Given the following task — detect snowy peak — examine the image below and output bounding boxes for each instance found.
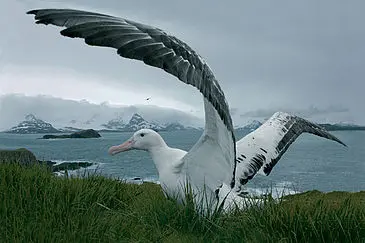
[101,113,196,132]
[164,123,186,131]
[244,120,263,131]
[101,113,162,132]
[102,116,125,130]
[129,113,145,125]
[236,120,263,132]
[6,114,61,134]
[25,114,38,122]
[124,113,163,131]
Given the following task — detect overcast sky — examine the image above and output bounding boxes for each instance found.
[1,0,364,124]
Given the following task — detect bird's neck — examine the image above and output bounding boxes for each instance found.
[148,145,185,176]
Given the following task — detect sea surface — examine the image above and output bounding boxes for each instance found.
[0,130,364,194]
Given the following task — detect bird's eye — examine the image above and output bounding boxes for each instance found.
[140,133,145,137]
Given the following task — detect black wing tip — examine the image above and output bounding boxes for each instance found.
[287,113,348,148]
[338,140,348,147]
[316,125,348,147]
[26,8,72,17]
[26,10,37,15]
[27,10,46,25]
[27,10,45,24]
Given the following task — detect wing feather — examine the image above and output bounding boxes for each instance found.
[28,9,233,131]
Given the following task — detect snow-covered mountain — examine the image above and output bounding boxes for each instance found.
[0,94,203,131]
[235,120,263,132]
[101,113,199,132]
[164,123,187,131]
[102,113,164,132]
[101,116,125,130]
[3,94,360,133]
[244,120,263,131]
[4,113,197,134]
[125,113,163,131]
[5,114,61,134]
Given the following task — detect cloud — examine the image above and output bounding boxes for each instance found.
[241,105,350,119]
[0,64,198,112]
[1,0,364,125]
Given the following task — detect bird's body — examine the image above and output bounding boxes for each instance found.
[148,144,187,201]
[27,9,347,212]
[109,115,346,211]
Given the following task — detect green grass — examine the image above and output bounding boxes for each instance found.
[0,163,364,242]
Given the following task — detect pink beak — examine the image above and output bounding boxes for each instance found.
[108,139,134,155]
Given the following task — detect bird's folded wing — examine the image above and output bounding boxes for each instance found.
[181,99,236,195]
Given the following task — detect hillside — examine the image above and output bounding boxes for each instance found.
[0,163,364,242]
[5,114,61,134]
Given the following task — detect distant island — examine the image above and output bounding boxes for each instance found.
[41,129,101,139]
[318,123,365,131]
[234,120,365,133]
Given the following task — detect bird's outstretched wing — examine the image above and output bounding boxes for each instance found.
[28,9,237,194]
[234,112,346,191]
[27,9,233,131]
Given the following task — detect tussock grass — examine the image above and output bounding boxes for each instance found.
[0,163,364,242]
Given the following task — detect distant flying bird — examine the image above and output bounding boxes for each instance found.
[28,9,347,213]
[146,97,151,101]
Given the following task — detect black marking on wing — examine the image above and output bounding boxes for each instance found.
[236,154,248,164]
[237,153,266,187]
[250,154,266,172]
[215,188,220,200]
[260,148,267,153]
[239,178,248,186]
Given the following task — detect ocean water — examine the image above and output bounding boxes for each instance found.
[0,130,364,194]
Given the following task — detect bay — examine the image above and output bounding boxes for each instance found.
[0,130,364,193]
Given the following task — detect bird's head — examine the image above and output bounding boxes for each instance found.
[108,129,166,155]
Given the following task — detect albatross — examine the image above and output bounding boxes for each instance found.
[28,9,346,212]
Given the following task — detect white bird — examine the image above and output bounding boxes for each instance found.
[28,9,346,212]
